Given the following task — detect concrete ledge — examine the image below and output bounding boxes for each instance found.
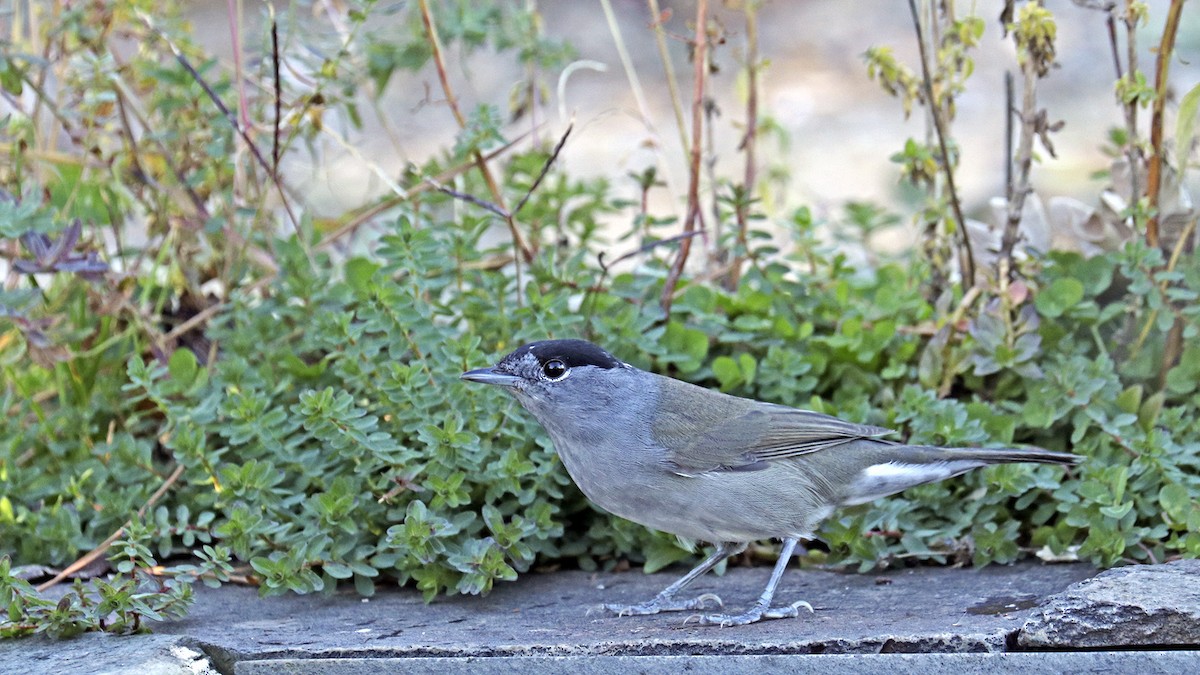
[155,562,1095,666]
[234,652,1200,675]
[6,561,1198,674]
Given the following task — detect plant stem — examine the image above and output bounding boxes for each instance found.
[1121,1,1142,221]
[416,0,534,265]
[907,0,976,284]
[646,0,691,158]
[599,0,652,129]
[730,1,760,290]
[37,464,187,592]
[1145,0,1185,251]
[660,0,709,314]
[1001,53,1039,274]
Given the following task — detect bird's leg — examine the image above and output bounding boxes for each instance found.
[691,537,814,626]
[604,541,745,616]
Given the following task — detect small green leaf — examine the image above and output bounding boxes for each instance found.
[1175,81,1200,167]
[322,561,354,579]
[345,257,380,294]
[1159,484,1191,524]
[738,354,757,386]
[1139,391,1165,431]
[641,538,691,574]
[712,356,740,390]
[1035,278,1084,318]
[1115,385,1143,415]
[1099,502,1133,520]
[167,348,198,386]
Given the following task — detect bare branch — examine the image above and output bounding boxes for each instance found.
[907,0,976,283]
[660,0,710,314]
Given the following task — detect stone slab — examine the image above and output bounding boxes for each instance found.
[147,561,1094,671]
[1020,558,1200,648]
[0,632,217,675]
[0,561,1108,674]
[234,651,1200,675]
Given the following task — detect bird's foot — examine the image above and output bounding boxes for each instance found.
[686,599,814,627]
[604,592,723,616]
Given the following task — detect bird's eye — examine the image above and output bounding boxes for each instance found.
[542,359,568,380]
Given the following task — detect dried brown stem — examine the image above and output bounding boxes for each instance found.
[226,0,250,131]
[1005,72,1014,200]
[660,0,709,314]
[937,284,983,398]
[729,2,760,290]
[313,134,532,252]
[416,0,534,264]
[907,0,976,284]
[1001,56,1039,272]
[139,14,312,270]
[646,0,691,158]
[37,464,187,592]
[1121,2,1142,215]
[1145,0,1185,250]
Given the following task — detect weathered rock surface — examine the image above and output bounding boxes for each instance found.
[1019,558,1200,648]
[143,562,1093,670]
[10,560,1199,674]
[0,632,217,675]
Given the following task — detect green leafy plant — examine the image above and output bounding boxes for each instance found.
[2,0,1199,639]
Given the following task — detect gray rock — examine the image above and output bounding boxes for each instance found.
[231,652,1200,675]
[0,562,1117,673]
[148,561,1092,667]
[1019,558,1200,648]
[0,633,217,675]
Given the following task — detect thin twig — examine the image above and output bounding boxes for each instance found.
[514,123,573,216]
[1145,0,1185,250]
[428,179,510,219]
[660,0,709,314]
[730,2,760,289]
[138,12,314,270]
[599,0,682,209]
[937,284,983,398]
[163,302,225,343]
[598,230,705,273]
[907,0,975,284]
[599,0,653,129]
[103,53,211,229]
[1127,216,1196,360]
[646,0,691,157]
[1121,1,1142,217]
[313,135,532,252]
[226,0,250,131]
[37,464,187,592]
[1004,71,1014,202]
[271,11,282,174]
[416,0,534,264]
[1001,56,1039,273]
[1104,12,1123,80]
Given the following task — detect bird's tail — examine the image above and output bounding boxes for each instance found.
[942,446,1079,466]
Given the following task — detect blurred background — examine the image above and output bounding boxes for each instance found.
[182,0,1200,253]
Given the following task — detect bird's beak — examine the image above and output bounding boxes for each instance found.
[460,367,522,388]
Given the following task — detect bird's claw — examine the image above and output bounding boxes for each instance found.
[604,592,723,616]
[687,599,814,626]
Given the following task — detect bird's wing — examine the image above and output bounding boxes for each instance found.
[654,400,895,477]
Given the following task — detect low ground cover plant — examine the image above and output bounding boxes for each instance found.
[1,0,1197,637]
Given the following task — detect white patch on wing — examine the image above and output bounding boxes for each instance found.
[841,461,982,506]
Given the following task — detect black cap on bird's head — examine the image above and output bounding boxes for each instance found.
[460,339,624,390]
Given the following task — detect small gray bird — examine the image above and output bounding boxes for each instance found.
[461,339,1078,626]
